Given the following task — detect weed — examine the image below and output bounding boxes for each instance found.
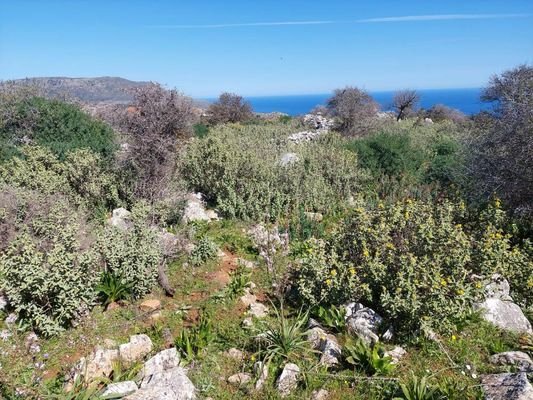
[343,339,395,376]
[96,272,133,306]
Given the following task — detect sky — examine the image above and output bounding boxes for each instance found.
[0,0,532,97]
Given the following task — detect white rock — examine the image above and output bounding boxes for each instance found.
[279,152,300,167]
[475,298,532,334]
[490,351,533,372]
[240,292,257,307]
[227,372,252,386]
[73,347,120,383]
[276,363,300,397]
[126,367,196,400]
[108,207,133,231]
[344,303,384,344]
[242,317,254,327]
[225,348,244,361]
[119,334,153,367]
[254,361,268,391]
[304,212,323,222]
[138,348,181,382]
[385,346,407,364]
[102,381,138,397]
[311,389,330,400]
[249,303,268,319]
[182,193,218,224]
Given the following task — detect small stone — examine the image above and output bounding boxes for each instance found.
[249,303,268,319]
[102,381,138,397]
[242,317,253,327]
[481,372,533,400]
[227,373,252,386]
[237,258,256,269]
[490,351,533,372]
[385,346,407,364]
[311,389,330,400]
[140,299,162,313]
[276,363,300,397]
[119,335,153,367]
[320,335,341,367]
[106,302,120,311]
[240,292,257,307]
[225,348,244,361]
[149,311,163,324]
[344,302,384,344]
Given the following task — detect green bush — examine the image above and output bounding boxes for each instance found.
[96,203,161,299]
[0,96,116,160]
[343,338,395,376]
[189,236,219,266]
[181,123,365,221]
[0,194,98,336]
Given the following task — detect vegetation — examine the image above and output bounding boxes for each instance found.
[207,92,254,124]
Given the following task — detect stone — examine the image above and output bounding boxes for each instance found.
[138,348,181,383]
[304,212,323,222]
[225,348,244,361]
[182,193,218,224]
[237,258,256,269]
[385,346,407,364]
[242,317,253,327]
[249,303,268,319]
[276,363,300,397]
[227,373,252,386]
[106,301,120,311]
[475,298,532,334]
[126,367,196,400]
[311,389,330,400]
[308,327,328,350]
[254,361,268,391]
[481,372,533,400]
[119,334,153,367]
[490,351,533,372]
[139,299,161,313]
[74,347,119,383]
[102,381,138,397]
[344,302,384,344]
[240,292,257,307]
[302,113,334,131]
[288,130,326,144]
[485,274,513,301]
[149,311,163,324]
[320,335,341,367]
[279,152,300,167]
[424,117,434,124]
[108,207,133,231]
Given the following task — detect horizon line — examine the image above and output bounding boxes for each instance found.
[149,13,530,29]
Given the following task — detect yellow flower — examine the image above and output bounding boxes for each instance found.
[455,224,462,229]
[349,268,356,276]
[325,279,332,286]
[404,211,410,219]
[378,202,384,209]
[406,198,413,204]
[494,198,501,208]
[440,279,447,286]
[475,282,482,289]
[459,202,466,210]
[251,355,256,361]
[456,289,465,295]
[386,242,395,250]
[330,269,337,277]
[362,249,370,258]
[451,335,457,341]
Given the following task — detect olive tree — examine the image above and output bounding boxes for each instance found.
[326,87,379,136]
[207,92,253,124]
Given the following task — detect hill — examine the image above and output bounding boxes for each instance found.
[4,76,151,103]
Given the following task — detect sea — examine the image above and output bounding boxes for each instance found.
[235,88,490,116]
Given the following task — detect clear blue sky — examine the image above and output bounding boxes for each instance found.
[1,0,532,96]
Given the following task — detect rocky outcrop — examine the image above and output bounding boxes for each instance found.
[481,372,533,400]
[102,381,138,397]
[227,372,252,386]
[119,334,153,367]
[108,207,133,231]
[490,351,533,372]
[307,325,341,367]
[303,114,334,131]
[181,193,219,224]
[344,302,386,344]
[475,275,532,334]
[126,367,196,400]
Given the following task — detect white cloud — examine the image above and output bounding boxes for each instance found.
[357,13,530,23]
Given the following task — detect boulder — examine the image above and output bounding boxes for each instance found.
[227,373,252,386]
[475,298,532,334]
[102,381,138,397]
[126,367,196,400]
[344,303,384,344]
[182,193,218,224]
[138,348,181,383]
[490,351,533,372]
[276,363,300,397]
[108,207,133,231]
[481,372,533,400]
[119,334,153,367]
[74,347,119,383]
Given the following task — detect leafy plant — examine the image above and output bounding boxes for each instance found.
[225,265,251,300]
[175,311,215,360]
[255,304,312,365]
[312,305,346,333]
[394,374,437,400]
[343,338,395,376]
[189,236,218,266]
[96,272,133,306]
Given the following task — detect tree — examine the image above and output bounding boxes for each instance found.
[118,83,196,202]
[425,104,466,123]
[326,87,379,136]
[207,92,253,124]
[393,90,420,121]
[470,64,533,215]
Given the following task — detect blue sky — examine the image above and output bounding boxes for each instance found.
[1,0,532,96]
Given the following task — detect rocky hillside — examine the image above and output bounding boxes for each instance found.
[4,76,151,103]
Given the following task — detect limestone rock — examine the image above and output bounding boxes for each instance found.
[139,299,161,313]
[475,298,532,334]
[320,335,341,367]
[227,372,252,386]
[138,348,181,383]
[225,348,244,361]
[481,372,533,400]
[74,347,119,383]
[242,317,253,327]
[126,367,196,400]
[102,381,138,397]
[119,334,153,367]
[344,302,384,344]
[485,274,513,301]
[279,152,300,167]
[249,303,268,319]
[311,389,330,400]
[304,212,323,222]
[490,351,533,372]
[276,363,300,397]
[182,193,218,224]
[385,346,407,364]
[108,208,132,231]
[240,291,257,307]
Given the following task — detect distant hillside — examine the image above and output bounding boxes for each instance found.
[4,76,151,103]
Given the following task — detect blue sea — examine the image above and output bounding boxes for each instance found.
[237,88,489,116]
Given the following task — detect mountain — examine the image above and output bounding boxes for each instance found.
[5,76,151,103]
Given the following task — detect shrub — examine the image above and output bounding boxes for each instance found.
[311,304,346,333]
[0,95,116,160]
[96,203,162,299]
[0,194,98,336]
[175,310,215,360]
[181,123,365,221]
[207,92,254,124]
[189,236,218,266]
[343,338,395,376]
[96,271,133,306]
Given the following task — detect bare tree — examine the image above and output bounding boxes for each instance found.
[326,86,379,136]
[470,64,533,215]
[207,92,253,124]
[118,83,196,202]
[393,90,420,121]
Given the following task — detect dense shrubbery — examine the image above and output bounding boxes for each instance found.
[0,95,116,161]
[182,123,366,220]
[294,198,532,335]
[96,203,162,299]
[0,191,98,336]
